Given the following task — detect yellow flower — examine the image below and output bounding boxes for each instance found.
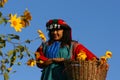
[77,50,87,60]
[39,60,44,64]
[27,59,36,67]
[91,57,98,62]
[0,0,8,3]
[105,51,112,59]
[24,9,32,21]
[37,29,46,42]
[0,0,8,7]
[21,9,32,27]
[100,56,107,64]
[9,14,23,32]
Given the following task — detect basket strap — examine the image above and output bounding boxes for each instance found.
[71,41,79,59]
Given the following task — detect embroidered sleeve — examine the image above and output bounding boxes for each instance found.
[35,46,48,61]
[35,43,48,68]
[74,43,98,60]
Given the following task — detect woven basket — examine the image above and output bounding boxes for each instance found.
[64,60,108,80]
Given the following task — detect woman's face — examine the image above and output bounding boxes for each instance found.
[50,29,64,41]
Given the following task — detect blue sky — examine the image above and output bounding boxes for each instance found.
[0,0,120,80]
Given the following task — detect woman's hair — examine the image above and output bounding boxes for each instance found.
[46,19,72,47]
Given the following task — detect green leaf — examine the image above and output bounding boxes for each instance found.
[7,50,14,57]
[0,43,5,48]
[7,34,14,36]
[0,12,2,17]
[7,37,11,42]
[0,39,6,48]
[25,39,31,44]
[18,52,24,60]
[10,52,16,67]
[17,62,21,66]
[0,18,4,24]
[4,72,9,80]
[3,18,8,25]
[7,34,20,40]
[0,64,6,73]
[0,17,8,25]
[1,59,5,63]
[0,49,3,57]
[4,59,9,63]
[17,45,25,52]
[0,36,6,48]
[0,34,5,39]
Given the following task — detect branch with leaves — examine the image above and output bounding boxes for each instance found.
[0,1,44,80]
[0,34,35,80]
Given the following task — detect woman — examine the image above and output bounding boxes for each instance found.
[35,19,98,80]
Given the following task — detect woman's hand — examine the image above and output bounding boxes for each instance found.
[37,59,53,68]
[52,58,65,62]
[39,58,65,68]
[44,59,53,66]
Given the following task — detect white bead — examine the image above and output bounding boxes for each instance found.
[50,25,53,29]
[58,25,60,29]
[54,24,57,28]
